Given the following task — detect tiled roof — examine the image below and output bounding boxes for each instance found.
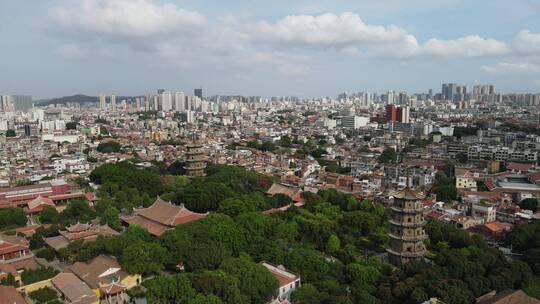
[27,195,55,213]
[507,163,532,172]
[266,183,303,202]
[392,187,425,200]
[123,198,208,236]
[426,210,444,219]
[476,290,540,304]
[261,262,299,287]
[0,241,28,255]
[0,286,27,304]
[52,273,99,304]
[67,255,127,290]
[483,222,506,233]
[99,282,126,295]
[122,214,169,237]
[527,172,540,182]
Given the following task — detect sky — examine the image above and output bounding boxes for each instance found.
[0,0,539,99]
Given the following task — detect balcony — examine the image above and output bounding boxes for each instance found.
[386,248,427,258]
[390,206,424,214]
[388,233,428,241]
[389,219,427,227]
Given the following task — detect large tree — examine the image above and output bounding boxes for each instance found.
[122,242,168,275]
[219,254,279,304]
[379,147,397,164]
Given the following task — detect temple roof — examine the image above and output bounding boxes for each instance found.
[392,187,425,200]
[27,195,54,211]
[0,241,28,256]
[134,197,208,227]
[123,197,208,236]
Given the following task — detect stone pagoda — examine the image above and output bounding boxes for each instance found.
[184,140,206,177]
[387,186,428,266]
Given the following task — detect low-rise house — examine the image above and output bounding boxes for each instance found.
[261,262,301,302]
[51,272,99,304]
[471,202,497,223]
[471,221,512,240]
[44,221,119,251]
[0,285,27,304]
[0,239,33,265]
[122,197,208,237]
[476,289,540,304]
[66,255,141,302]
[455,168,482,191]
[266,183,303,203]
[506,162,533,174]
[0,263,21,285]
[452,216,484,229]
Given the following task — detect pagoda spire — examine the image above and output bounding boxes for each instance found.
[386,181,427,266]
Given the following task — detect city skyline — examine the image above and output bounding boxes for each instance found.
[0,0,539,98]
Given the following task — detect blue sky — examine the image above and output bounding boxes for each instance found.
[0,0,539,99]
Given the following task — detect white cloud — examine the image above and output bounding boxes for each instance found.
[422,35,510,57]
[55,44,83,57]
[240,12,408,45]
[50,0,206,39]
[483,62,540,75]
[48,4,540,79]
[233,12,511,59]
[515,30,540,54]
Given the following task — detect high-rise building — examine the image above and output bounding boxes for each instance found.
[160,91,173,111]
[1,95,31,112]
[135,98,141,112]
[194,88,203,99]
[442,83,457,101]
[186,110,196,124]
[1,95,13,111]
[186,96,194,111]
[110,95,116,112]
[398,91,408,105]
[397,106,410,123]
[174,92,186,112]
[341,116,369,129]
[456,85,467,101]
[386,104,397,122]
[387,186,427,266]
[386,90,395,105]
[99,94,106,110]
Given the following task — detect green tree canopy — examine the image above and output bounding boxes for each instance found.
[96,140,121,153]
[379,147,397,164]
[5,129,16,137]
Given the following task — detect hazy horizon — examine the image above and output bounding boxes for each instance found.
[1,0,539,99]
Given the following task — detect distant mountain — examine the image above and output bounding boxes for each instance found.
[37,94,98,106]
[38,94,140,106]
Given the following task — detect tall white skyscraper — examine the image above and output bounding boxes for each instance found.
[152,95,159,110]
[186,110,196,124]
[160,92,173,111]
[99,94,106,110]
[186,96,194,111]
[174,92,185,112]
[135,98,141,112]
[110,95,116,112]
[387,90,395,105]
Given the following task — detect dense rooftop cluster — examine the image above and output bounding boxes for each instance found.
[0,88,539,303]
